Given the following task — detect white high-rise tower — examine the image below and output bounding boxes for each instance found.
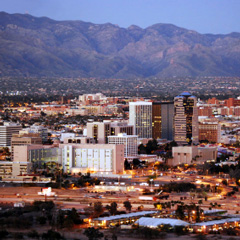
[129,102,152,139]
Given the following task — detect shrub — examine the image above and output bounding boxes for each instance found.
[27,230,39,239]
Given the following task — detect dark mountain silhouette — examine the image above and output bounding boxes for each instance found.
[0,11,240,78]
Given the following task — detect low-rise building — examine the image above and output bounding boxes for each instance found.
[108,133,138,158]
[13,145,60,171]
[0,161,31,178]
[199,121,221,143]
[11,133,42,161]
[169,146,217,166]
[60,143,124,174]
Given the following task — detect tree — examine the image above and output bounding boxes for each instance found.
[37,216,47,225]
[175,205,185,220]
[132,158,141,169]
[146,140,158,154]
[195,234,207,240]
[124,159,131,170]
[32,176,37,182]
[40,111,47,117]
[109,202,117,215]
[138,227,160,239]
[27,230,39,239]
[196,206,201,223]
[42,230,65,240]
[68,208,82,224]
[63,217,74,229]
[94,202,104,218]
[123,201,132,212]
[138,144,146,154]
[55,209,65,229]
[0,230,9,239]
[222,179,228,186]
[84,227,104,240]
[174,225,187,235]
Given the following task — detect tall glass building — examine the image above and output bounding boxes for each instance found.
[152,102,174,140]
[129,102,152,139]
[174,92,198,145]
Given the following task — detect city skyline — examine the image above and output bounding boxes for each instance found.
[1,0,240,237]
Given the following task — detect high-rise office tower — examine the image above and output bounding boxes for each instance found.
[152,102,174,140]
[129,102,152,139]
[152,102,161,139]
[174,92,198,145]
[0,122,22,147]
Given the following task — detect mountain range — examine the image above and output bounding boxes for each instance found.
[0,11,240,78]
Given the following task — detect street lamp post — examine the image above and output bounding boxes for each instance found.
[150,178,153,192]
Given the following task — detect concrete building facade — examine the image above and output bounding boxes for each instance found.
[64,136,95,144]
[109,122,134,136]
[0,161,31,178]
[60,144,124,174]
[108,133,138,158]
[87,121,134,144]
[170,146,217,166]
[87,122,111,143]
[0,122,22,147]
[199,122,221,143]
[129,102,152,139]
[11,133,42,161]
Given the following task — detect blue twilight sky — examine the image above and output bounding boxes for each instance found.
[0,0,239,34]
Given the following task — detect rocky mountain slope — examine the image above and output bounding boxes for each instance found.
[0,12,240,78]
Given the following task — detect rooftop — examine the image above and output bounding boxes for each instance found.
[136,217,189,227]
[95,211,157,221]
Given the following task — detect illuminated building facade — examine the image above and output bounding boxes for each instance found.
[129,102,152,139]
[152,102,174,140]
[199,122,221,143]
[174,92,198,145]
[60,144,124,174]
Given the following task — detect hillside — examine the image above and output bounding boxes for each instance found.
[0,12,240,78]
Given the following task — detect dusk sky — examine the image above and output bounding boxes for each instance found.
[0,0,239,34]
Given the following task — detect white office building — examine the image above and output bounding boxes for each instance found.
[60,144,124,174]
[0,122,22,147]
[129,102,152,138]
[108,133,138,158]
